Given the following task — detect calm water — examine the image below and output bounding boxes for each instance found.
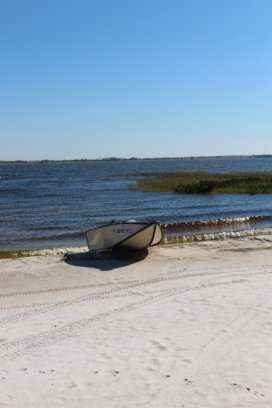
[1,157,272,252]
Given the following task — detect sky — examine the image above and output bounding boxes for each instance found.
[1,0,272,160]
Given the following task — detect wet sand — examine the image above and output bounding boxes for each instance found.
[1,236,272,407]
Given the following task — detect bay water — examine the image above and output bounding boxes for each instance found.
[1,157,272,253]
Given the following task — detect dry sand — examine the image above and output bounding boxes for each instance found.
[1,236,272,407]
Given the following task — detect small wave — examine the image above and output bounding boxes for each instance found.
[163,227,272,244]
[0,173,22,180]
[0,188,26,194]
[28,231,85,241]
[0,246,88,259]
[163,216,270,230]
[31,225,77,231]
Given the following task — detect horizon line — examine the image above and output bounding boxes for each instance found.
[1,154,272,163]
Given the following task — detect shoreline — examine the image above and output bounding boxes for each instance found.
[1,225,272,259]
[1,234,272,407]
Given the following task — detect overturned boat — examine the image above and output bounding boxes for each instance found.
[85,220,163,253]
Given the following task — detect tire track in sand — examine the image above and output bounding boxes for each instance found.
[0,267,270,327]
[0,279,246,363]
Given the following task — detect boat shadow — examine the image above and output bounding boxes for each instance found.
[64,247,148,271]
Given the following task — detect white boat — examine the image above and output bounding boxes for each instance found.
[85,220,163,252]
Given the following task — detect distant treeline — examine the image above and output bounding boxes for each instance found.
[1,155,272,164]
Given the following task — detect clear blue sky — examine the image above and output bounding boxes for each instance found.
[1,0,272,160]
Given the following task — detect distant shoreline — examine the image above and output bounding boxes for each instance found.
[1,154,272,164]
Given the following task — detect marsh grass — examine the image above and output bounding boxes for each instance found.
[131,172,272,194]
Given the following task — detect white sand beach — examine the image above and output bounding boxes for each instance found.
[1,236,272,407]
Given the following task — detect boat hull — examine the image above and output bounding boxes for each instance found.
[85,221,163,251]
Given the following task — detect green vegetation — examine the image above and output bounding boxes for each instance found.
[131,171,272,194]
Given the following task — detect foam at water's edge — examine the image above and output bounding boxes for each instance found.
[163,215,271,229]
[0,246,89,259]
[163,227,272,244]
